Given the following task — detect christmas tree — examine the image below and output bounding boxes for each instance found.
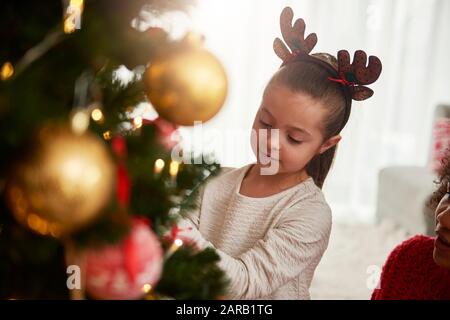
[0,0,229,299]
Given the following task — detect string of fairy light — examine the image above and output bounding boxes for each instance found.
[73,106,181,179]
[0,0,84,80]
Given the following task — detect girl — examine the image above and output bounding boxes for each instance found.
[372,153,450,300]
[176,7,382,299]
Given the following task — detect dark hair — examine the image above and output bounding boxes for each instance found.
[267,54,351,189]
[429,149,450,210]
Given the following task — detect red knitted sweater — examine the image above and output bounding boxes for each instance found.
[372,235,450,300]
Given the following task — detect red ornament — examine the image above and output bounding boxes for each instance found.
[84,218,163,300]
[117,164,130,207]
[112,136,127,159]
[111,136,131,207]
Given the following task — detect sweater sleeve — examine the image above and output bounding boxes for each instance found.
[371,235,431,300]
[183,167,233,228]
[178,196,332,299]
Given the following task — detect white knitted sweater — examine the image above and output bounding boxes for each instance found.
[179,163,332,300]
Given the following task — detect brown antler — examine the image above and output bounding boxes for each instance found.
[272,7,382,101]
[337,50,382,85]
[273,7,317,62]
[336,50,382,101]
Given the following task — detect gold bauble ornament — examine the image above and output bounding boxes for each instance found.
[6,125,115,238]
[143,41,228,126]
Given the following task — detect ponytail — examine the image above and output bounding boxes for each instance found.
[306,145,337,189]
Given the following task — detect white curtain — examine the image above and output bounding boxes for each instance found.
[174,0,450,223]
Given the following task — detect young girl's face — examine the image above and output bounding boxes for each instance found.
[251,81,340,175]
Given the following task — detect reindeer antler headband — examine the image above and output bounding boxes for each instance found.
[273,7,382,102]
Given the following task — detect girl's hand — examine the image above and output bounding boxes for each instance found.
[175,218,206,250]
